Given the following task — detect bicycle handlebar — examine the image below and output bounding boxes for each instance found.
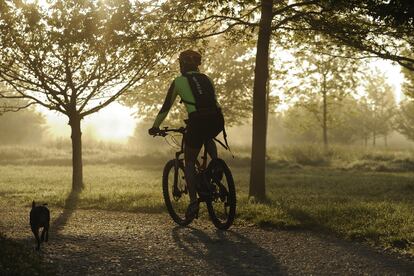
[153,127,186,137]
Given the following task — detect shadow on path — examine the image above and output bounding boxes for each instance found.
[172,226,284,275]
[284,207,414,270]
[51,190,80,234]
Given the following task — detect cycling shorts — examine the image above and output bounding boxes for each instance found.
[185,109,224,149]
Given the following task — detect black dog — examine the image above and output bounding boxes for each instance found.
[30,201,50,250]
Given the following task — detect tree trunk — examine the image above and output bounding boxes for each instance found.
[249,0,273,201]
[69,114,84,191]
[372,130,376,146]
[322,77,328,151]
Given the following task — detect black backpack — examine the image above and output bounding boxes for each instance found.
[183,72,218,111]
[183,72,233,156]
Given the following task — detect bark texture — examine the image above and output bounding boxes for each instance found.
[69,114,84,191]
[249,0,273,200]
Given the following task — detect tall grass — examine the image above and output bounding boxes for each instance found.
[0,144,174,167]
[272,144,414,171]
[2,143,414,172]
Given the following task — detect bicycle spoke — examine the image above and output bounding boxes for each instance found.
[163,160,193,226]
[206,159,236,230]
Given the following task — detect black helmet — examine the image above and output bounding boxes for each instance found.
[179,50,202,66]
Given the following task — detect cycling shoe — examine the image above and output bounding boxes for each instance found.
[185,201,200,220]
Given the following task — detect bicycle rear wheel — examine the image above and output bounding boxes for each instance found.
[206,159,236,230]
[162,159,194,226]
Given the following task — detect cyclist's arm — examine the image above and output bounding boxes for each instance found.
[153,81,178,128]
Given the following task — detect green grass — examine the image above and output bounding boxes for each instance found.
[0,163,413,255]
[0,165,165,213]
[239,168,414,254]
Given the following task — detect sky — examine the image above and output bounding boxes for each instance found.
[374,59,405,103]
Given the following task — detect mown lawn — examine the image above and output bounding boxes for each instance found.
[0,164,413,255]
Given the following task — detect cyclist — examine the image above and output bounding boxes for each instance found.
[148,49,224,219]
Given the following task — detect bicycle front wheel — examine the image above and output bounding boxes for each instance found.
[162,159,194,226]
[206,159,236,230]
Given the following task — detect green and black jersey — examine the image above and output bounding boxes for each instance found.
[152,71,219,128]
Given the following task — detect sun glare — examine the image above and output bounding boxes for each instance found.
[40,103,138,143]
[25,0,49,6]
[372,59,404,103]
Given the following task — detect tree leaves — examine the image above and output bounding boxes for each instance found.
[0,0,179,119]
[396,100,414,141]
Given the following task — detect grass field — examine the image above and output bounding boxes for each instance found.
[0,156,413,257]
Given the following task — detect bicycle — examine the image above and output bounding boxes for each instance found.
[153,126,236,230]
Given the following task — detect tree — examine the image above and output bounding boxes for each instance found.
[353,96,373,146]
[0,97,45,144]
[282,36,361,150]
[284,103,320,143]
[401,50,414,99]
[284,95,368,145]
[249,0,273,201]
[396,100,414,141]
[395,50,414,142]
[364,71,397,146]
[0,0,176,190]
[0,83,35,113]
[329,97,368,144]
[303,1,414,71]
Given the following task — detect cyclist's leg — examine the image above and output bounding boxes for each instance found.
[204,109,223,160]
[184,144,201,204]
[183,117,204,219]
[205,139,217,159]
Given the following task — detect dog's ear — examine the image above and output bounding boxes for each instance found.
[32,201,35,208]
[42,203,48,206]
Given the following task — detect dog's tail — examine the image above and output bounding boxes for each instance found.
[32,200,35,208]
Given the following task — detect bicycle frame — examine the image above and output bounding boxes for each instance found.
[175,131,208,172]
[158,127,210,202]
[158,126,236,229]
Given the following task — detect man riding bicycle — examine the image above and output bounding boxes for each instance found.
[148,50,224,220]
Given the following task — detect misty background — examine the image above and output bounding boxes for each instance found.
[1,56,411,150]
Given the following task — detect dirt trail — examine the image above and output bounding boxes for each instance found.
[1,205,414,275]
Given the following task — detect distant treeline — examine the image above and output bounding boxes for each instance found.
[1,105,413,151]
[0,107,45,144]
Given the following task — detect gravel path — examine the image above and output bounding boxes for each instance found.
[1,204,414,275]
